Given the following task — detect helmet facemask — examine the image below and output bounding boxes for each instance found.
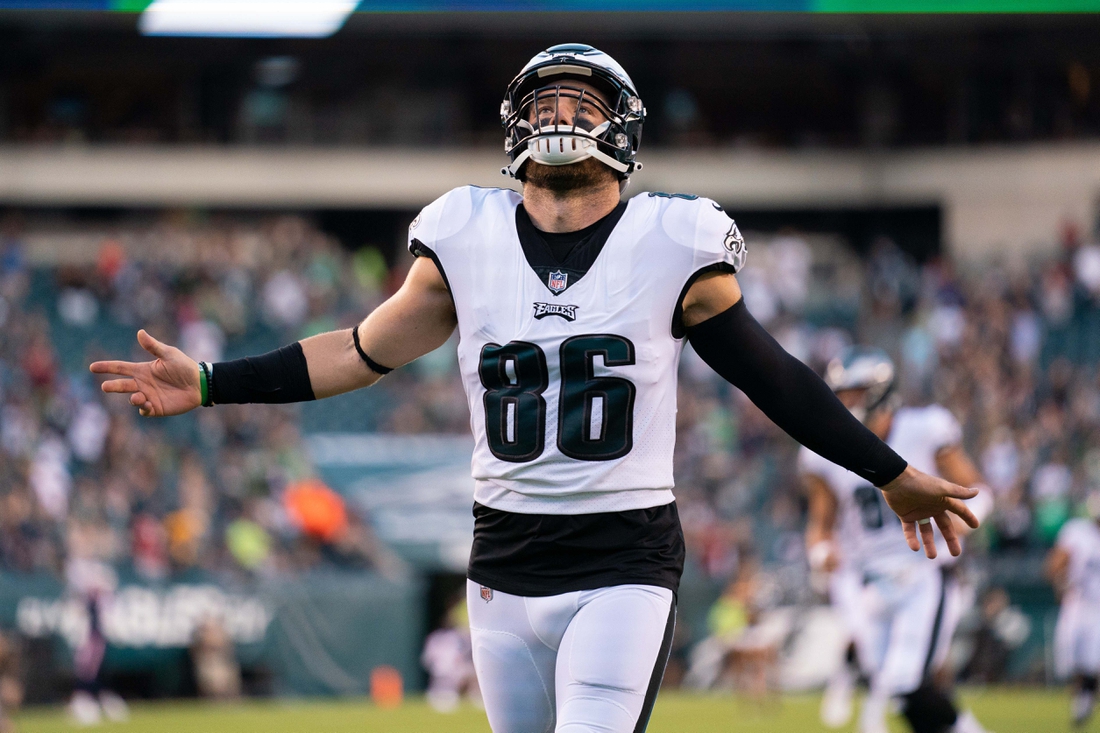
[519,84,614,164]
[504,81,636,180]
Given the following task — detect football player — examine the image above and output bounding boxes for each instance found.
[803,347,993,733]
[1047,492,1100,728]
[91,45,979,733]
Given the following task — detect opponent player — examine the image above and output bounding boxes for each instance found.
[91,45,979,733]
[802,347,993,733]
[1047,492,1100,728]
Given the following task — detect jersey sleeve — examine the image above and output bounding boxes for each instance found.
[406,186,474,259]
[691,198,747,274]
[657,195,747,275]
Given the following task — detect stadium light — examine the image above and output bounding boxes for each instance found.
[139,0,358,38]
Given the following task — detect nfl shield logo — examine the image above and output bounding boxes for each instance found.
[480,586,493,602]
[547,270,568,293]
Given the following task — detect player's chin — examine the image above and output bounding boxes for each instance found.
[523,158,618,194]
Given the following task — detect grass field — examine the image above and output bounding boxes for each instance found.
[11,689,1089,733]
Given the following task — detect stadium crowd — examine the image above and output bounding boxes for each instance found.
[0,209,1098,591]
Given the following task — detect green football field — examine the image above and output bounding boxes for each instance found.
[10,689,1091,733]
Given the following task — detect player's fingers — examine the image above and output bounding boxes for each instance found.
[89,360,135,376]
[945,497,980,529]
[136,329,169,358]
[139,401,153,417]
[100,378,139,394]
[919,519,937,559]
[902,520,921,552]
[128,392,147,407]
[934,512,962,557]
[939,481,978,501]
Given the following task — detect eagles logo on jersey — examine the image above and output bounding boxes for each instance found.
[723,222,745,255]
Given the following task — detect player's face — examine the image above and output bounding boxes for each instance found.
[526,80,610,134]
[835,388,868,411]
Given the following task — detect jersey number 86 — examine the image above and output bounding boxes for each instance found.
[479,335,636,463]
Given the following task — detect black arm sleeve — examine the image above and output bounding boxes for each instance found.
[686,299,907,486]
[211,342,315,405]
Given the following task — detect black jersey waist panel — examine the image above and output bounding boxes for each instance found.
[467,501,685,597]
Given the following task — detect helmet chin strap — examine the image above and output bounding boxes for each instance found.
[502,134,635,178]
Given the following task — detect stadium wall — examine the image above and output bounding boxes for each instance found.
[1,142,1098,259]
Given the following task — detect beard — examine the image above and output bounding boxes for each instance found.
[523,157,618,195]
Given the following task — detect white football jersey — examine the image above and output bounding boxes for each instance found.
[408,186,745,515]
[799,445,915,574]
[799,404,964,574]
[1056,518,1100,604]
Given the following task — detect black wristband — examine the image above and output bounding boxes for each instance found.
[686,299,907,486]
[351,326,393,375]
[211,342,315,405]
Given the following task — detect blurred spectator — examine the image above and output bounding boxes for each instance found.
[0,631,23,733]
[1032,451,1074,545]
[684,560,780,697]
[65,558,128,724]
[1074,239,1100,302]
[284,479,348,543]
[420,598,478,713]
[960,587,1032,683]
[191,618,242,700]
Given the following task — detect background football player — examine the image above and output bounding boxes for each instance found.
[1047,492,1100,728]
[90,45,979,733]
[803,347,994,733]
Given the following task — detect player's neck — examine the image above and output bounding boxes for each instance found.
[521,181,621,234]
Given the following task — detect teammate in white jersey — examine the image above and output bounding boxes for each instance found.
[803,347,993,733]
[1047,493,1100,728]
[91,44,979,733]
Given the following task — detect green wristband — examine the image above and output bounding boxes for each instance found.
[198,363,210,407]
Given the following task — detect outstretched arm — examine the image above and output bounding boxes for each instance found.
[304,256,456,398]
[681,271,978,559]
[91,256,456,416]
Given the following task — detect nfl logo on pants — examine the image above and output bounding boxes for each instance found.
[547,270,567,293]
[480,586,493,602]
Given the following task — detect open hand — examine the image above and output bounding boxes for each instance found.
[879,465,980,559]
[89,330,201,417]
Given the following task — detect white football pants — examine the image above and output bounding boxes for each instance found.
[466,580,676,733]
[859,565,958,697]
[1054,598,1100,679]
